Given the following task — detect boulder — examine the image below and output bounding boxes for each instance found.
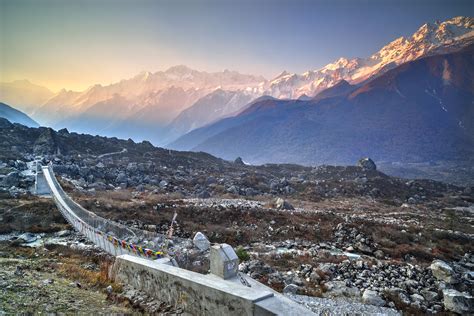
[193,232,210,251]
[275,197,294,210]
[226,185,239,195]
[115,172,127,184]
[410,293,425,303]
[362,289,386,307]
[442,289,474,314]
[358,157,377,171]
[234,157,245,165]
[317,263,336,277]
[14,160,27,171]
[355,242,373,254]
[33,128,59,155]
[430,260,457,284]
[1,171,20,187]
[283,284,299,294]
[374,250,385,259]
[17,232,38,244]
[324,281,361,299]
[56,230,71,237]
[309,271,321,283]
[421,289,439,302]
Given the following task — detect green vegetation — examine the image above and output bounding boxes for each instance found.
[236,246,250,262]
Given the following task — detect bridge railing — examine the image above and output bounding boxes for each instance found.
[42,165,183,260]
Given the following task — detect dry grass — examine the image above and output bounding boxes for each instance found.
[44,244,122,292]
[57,258,121,292]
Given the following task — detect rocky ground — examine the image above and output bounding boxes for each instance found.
[0,226,183,315]
[1,120,473,315]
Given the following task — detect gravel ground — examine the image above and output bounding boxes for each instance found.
[287,294,401,316]
[0,256,131,315]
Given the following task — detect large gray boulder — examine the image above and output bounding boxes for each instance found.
[430,260,457,284]
[442,289,474,314]
[362,289,386,307]
[358,158,377,171]
[193,232,210,251]
[283,284,299,294]
[275,197,294,210]
[115,172,128,184]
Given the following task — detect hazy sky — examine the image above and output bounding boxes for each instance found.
[1,0,473,91]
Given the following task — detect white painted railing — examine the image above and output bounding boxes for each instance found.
[42,165,166,259]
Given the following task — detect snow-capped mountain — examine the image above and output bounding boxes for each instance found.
[265,16,474,98]
[170,43,474,165]
[32,66,266,127]
[0,80,54,115]
[19,16,474,146]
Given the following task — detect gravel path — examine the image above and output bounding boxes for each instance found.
[287,294,401,316]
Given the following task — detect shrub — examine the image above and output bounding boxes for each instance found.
[236,246,250,262]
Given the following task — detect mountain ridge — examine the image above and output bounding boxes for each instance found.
[3,16,472,149]
[170,44,474,166]
[0,102,40,128]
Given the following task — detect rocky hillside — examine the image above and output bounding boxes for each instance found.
[0,103,39,128]
[1,117,468,202]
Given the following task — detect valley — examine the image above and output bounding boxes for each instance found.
[0,119,473,314]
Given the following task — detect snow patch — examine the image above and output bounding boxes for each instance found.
[425,89,448,112]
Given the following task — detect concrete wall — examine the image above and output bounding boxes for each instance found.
[112,255,274,316]
[112,255,316,316]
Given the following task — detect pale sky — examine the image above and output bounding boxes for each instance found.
[1,0,472,92]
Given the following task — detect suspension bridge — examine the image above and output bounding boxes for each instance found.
[37,163,314,315]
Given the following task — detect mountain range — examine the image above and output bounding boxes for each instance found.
[0,16,473,166]
[266,16,473,99]
[171,43,474,166]
[0,80,54,115]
